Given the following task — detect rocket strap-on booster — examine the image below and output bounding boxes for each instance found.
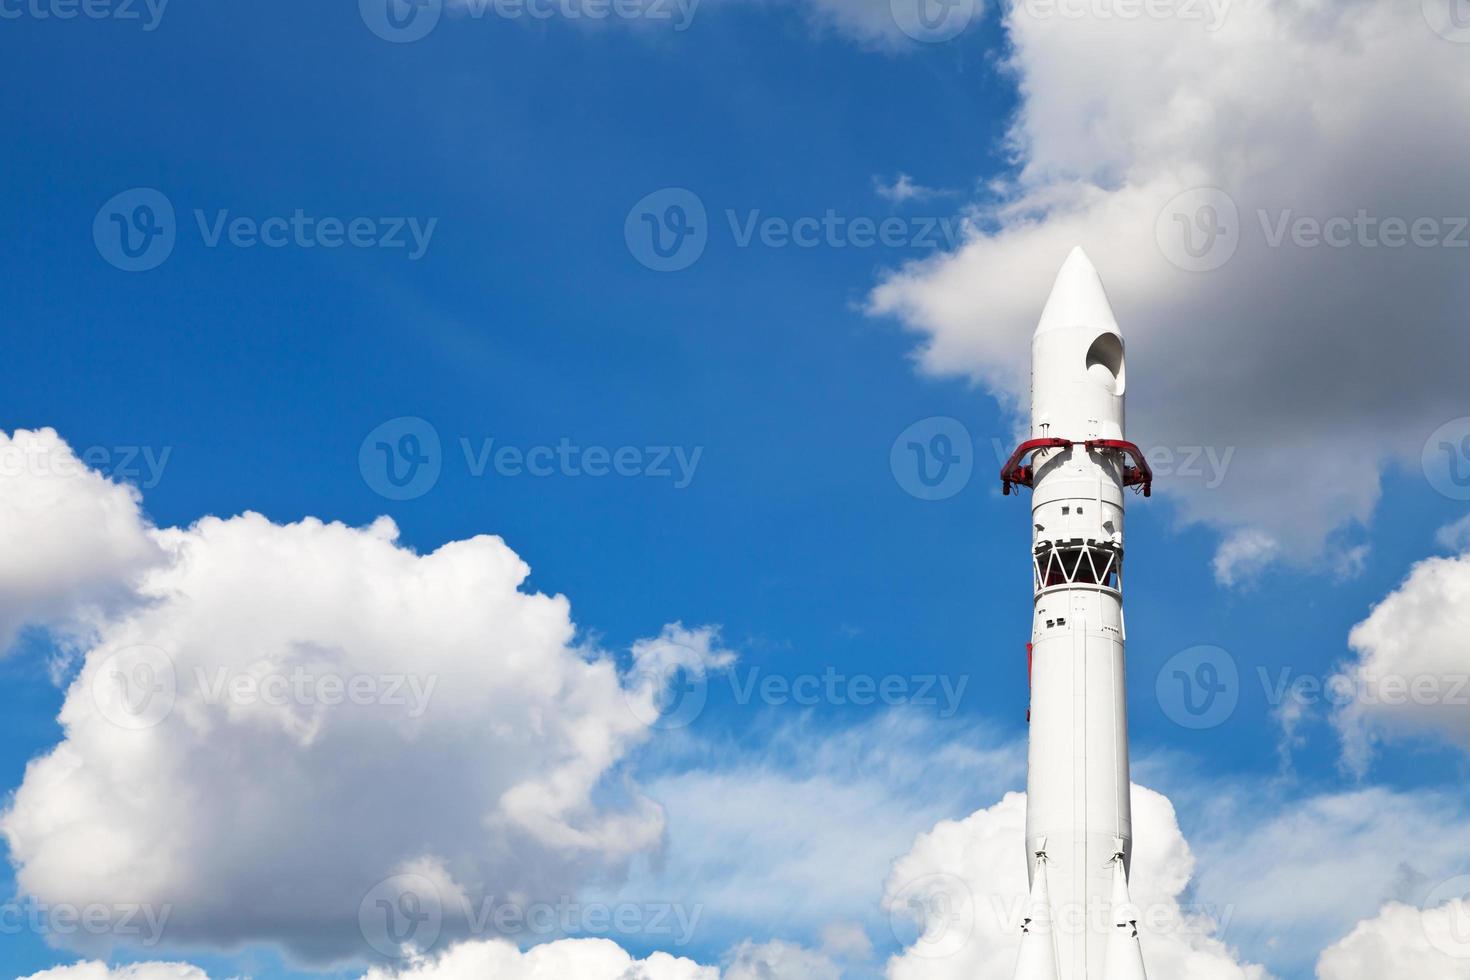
[1001,248,1152,980]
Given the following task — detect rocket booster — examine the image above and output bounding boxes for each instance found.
[1001,248,1152,980]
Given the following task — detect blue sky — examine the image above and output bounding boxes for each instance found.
[5,2,1470,980]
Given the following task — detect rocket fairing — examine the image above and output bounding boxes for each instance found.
[1001,248,1152,980]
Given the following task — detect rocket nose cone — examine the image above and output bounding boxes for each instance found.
[1035,247,1120,337]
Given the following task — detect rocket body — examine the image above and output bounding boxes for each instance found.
[1008,249,1146,980]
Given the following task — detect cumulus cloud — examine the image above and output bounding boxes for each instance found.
[867,0,1470,581]
[363,937,717,980]
[0,430,731,964]
[883,786,1266,979]
[723,939,842,980]
[1315,897,1470,980]
[0,428,162,653]
[29,935,844,980]
[1433,514,1470,553]
[1334,551,1470,773]
[1213,529,1280,589]
[874,174,953,204]
[621,712,1024,947]
[1177,783,1470,977]
[769,0,982,49]
[24,941,717,980]
[18,965,208,980]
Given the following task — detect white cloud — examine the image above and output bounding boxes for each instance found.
[24,936,842,980]
[363,937,717,980]
[724,939,842,980]
[1434,514,1470,553]
[18,965,208,980]
[776,0,981,49]
[882,786,1267,979]
[818,921,874,962]
[1316,899,1470,980]
[1334,551,1470,773]
[874,174,952,204]
[1212,529,1280,588]
[0,431,731,964]
[1178,784,1470,977]
[0,428,162,654]
[622,712,1025,947]
[867,0,1470,581]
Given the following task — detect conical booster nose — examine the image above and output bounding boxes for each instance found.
[1031,247,1126,442]
[1035,247,1120,338]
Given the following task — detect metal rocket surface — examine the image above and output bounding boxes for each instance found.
[1000,248,1152,980]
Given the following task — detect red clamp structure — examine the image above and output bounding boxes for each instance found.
[1000,438,1153,497]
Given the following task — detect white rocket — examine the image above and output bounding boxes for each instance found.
[1000,248,1152,980]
